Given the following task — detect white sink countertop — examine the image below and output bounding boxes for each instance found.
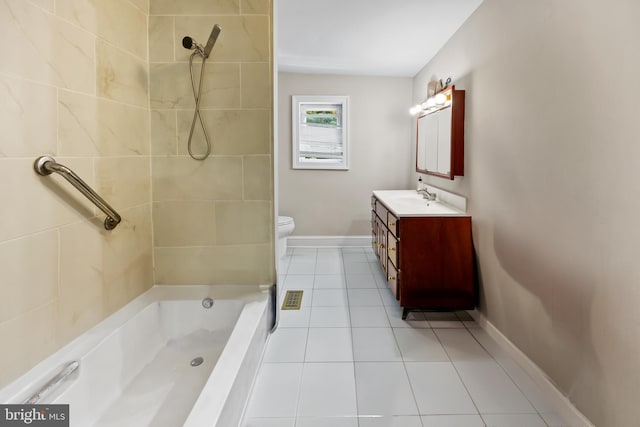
[372,189,468,217]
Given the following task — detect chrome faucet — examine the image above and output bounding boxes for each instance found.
[417,187,437,201]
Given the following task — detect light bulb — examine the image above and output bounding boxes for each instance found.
[435,93,446,105]
[426,97,436,108]
[409,105,422,115]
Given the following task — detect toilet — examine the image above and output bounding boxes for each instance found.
[277,216,295,258]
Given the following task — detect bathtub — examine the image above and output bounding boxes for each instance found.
[0,284,274,427]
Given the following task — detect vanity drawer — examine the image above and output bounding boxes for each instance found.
[387,213,399,237]
[387,232,398,268]
[387,262,399,299]
[375,200,388,223]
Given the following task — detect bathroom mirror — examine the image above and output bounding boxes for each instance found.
[416,86,465,180]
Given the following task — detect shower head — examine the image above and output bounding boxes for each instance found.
[181,24,222,59]
[182,36,198,50]
[182,35,205,58]
[203,24,222,58]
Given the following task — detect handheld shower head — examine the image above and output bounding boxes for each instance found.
[182,24,222,58]
[203,24,222,58]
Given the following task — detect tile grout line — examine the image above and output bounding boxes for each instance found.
[462,324,552,426]
[293,248,316,424]
[432,326,485,421]
[340,248,361,426]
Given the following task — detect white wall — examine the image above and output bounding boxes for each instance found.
[279,72,413,236]
[414,0,640,425]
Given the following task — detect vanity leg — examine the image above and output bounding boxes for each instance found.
[402,307,410,320]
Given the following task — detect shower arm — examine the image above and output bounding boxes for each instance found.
[33,156,122,230]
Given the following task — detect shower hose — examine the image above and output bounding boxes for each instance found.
[187,51,211,160]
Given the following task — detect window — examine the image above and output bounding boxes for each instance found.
[292,95,349,170]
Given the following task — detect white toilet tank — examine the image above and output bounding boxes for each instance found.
[278,216,295,238]
[277,216,295,257]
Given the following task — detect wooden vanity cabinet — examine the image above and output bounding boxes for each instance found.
[371,195,475,317]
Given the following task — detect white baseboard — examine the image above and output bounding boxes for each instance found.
[469,310,594,427]
[287,235,371,248]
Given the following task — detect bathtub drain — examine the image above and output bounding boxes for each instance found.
[190,357,204,367]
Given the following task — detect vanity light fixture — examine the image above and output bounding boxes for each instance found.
[410,91,453,116]
[410,77,454,116]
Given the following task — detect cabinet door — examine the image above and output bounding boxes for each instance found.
[423,113,438,172]
[387,212,399,237]
[437,108,452,175]
[387,261,399,299]
[387,232,398,268]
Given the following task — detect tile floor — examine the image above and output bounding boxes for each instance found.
[241,247,572,427]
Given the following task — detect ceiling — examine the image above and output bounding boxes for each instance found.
[277,0,483,77]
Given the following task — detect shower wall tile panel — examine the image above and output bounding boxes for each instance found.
[0,0,95,93]
[215,201,272,245]
[150,0,239,15]
[150,110,178,155]
[128,0,149,13]
[0,75,57,157]
[101,205,154,314]
[243,155,273,201]
[154,244,274,285]
[153,201,218,247]
[150,62,241,109]
[95,157,151,209]
[152,156,244,201]
[0,0,153,387]
[28,0,55,12]
[241,63,272,108]
[176,109,270,155]
[241,0,270,15]
[0,158,96,242]
[149,16,175,62]
[57,0,148,60]
[59,90,150,157]
[0,304,59,388]
[97,40,149,108]
[58,218,107,344]
[0,231,59,324]
[150,0,274,285]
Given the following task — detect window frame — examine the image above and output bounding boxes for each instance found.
[291,95,349,170]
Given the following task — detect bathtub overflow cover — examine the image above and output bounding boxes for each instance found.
[202,297,214,309]
[190,357,204,367]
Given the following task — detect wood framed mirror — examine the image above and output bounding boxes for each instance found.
[415,86,465,180]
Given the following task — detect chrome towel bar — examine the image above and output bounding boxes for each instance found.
[24,360,79,404]
[34,156,122,230]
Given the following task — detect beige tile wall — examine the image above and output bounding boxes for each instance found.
[149,0,274,285]
[0,0,273,388]
[0,0,153,387]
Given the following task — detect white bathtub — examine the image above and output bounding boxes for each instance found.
[0,285,274,427]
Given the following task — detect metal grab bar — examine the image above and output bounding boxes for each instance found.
[34,156,121,230]
[24,360,79,404]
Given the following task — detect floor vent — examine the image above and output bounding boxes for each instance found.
[281,290,304,310]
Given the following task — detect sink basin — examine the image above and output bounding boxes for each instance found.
[373,190,466,217]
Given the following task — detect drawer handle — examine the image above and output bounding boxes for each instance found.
[389,222,396,227]
[388,276,396,281]
[389,247,396,252]
[380,244,386,249]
